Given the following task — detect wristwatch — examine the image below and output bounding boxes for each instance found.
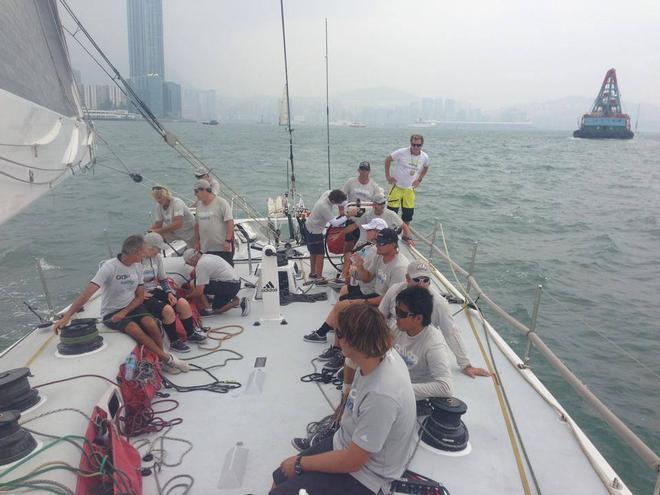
[294,455,304,476]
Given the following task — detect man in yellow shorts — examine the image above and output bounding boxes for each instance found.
[384,134,430,223]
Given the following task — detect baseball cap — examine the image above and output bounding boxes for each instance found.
[376,228,398,245]
[143,232,165,250]
[361,218,388,231]
[182,249,199,264]
[194,169,211,178]
[372,192,386,204]
[194,179,211,191]
[358,161,371,171]
[407,260,431,279]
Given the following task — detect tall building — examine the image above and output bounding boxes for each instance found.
[164,81,182,119]
[127,0,165,117]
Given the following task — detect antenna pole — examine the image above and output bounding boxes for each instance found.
[280,0,296,203]
[325,18,331,189]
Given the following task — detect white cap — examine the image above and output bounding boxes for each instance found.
[361,218,388,231]
[143,232,165,250]
[182,249,200,264]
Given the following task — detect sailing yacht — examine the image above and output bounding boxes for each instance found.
[0,2,657,495]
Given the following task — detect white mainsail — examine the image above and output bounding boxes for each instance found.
[0,0,94,225]
[278,88,289,127]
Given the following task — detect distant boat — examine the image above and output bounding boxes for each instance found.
[573,68,634,140]
[202,119,219,125]
[348,122,367,128]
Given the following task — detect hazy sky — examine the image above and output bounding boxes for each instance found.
[65,0,660,109]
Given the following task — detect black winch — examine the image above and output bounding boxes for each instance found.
[0,410,37,466]
[0,368,40,413]
[421,397,469,452]
[57,318,104,355]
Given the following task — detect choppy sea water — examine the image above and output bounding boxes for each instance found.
[0,123,658,492]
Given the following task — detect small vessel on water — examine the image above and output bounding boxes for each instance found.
[202,119,219,126]
[573,68,634,140]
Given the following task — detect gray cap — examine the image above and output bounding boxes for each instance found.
[194,179,211,191]
[372,192,386,204]
[407,260,431,279]
[143,232,165,250]
[182,249,200,264]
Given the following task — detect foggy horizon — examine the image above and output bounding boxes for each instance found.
[65,0,659,111]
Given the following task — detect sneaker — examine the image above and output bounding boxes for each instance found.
[323,352,345,371]
[303,330,327,344]
[291,437,310,452]
[240,296,251,316]
[187,331,207,343]
[167,353,190,373]
[318,346,340,361]
[170,340,191,353]
[200,308,214,317]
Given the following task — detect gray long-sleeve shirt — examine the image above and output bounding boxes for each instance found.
[379,282,471,368]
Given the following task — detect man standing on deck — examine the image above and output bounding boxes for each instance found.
[193,179,235,266]
[194,169,220,195]
[304,189,347,280]
[52,235,189,373]
[385,134,429,224]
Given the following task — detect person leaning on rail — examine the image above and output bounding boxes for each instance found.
[148,184,195,248]
[141,232,207,353]
[270,304,417,495]
[379,260,491,379]
[53,234,189,373]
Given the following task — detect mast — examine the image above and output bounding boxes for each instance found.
[325,18,331,189]
[279,0,296,205]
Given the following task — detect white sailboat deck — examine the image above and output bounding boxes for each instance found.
[0,235,628,494]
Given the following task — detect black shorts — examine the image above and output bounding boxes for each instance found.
[344,220,359,243]
[143,288,171,317]
[305,231,325,255]
[103,305,151,332]
[339,285,379,301]
[204,280,241,309]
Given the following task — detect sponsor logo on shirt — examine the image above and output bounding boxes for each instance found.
[394,343,419,368]
[345,387,357,413]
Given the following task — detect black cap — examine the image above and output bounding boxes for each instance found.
[377,228,398,245]
[358,161,371,171]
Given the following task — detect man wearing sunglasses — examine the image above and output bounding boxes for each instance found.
[384,134,429,224]
[393,286,453,400]
[193,179,235,266]
[193,169,220,195]
[380,260,491,379]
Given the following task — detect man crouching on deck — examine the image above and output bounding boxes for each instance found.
[269,304,417,495]
[53,235,189,373]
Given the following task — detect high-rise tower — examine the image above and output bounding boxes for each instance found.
[127,0,165,117]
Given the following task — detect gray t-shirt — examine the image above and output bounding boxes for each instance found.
[351,243,378,295]
[195,196,233,253]
[342,177,381,203]
[356,209,404,244]
[141,255,167,293]
[364,253,407,296]
[91,257,144,318]
[394,325,453,400]
[305,190,337,235]
[379,282,471,368]
[195,254,239,286]
[154,196,195,245]
[334,350,417,493]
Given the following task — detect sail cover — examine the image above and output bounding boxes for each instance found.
[0,0,94,225]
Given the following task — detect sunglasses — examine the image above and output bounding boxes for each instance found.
[194,188,202,193]
[395,306,416,319]
[152,186,166,191]
[411,143,423,148]
[413,276,430,284]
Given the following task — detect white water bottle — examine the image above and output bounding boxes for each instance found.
[124,354,137,381]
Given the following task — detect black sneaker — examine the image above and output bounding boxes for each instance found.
[200,308,214,317]
[240,296,251,316]
[318,346,340,361]
[170,340,191,353]
[323,352,345,371]
[187,330,207,343]
[303,331,327,344]
[291,437,310,452]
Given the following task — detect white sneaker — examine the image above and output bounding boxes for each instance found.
[166,353,190,373]
[240,296,251,317]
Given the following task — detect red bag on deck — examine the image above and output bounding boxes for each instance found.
[325,225,345,254]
